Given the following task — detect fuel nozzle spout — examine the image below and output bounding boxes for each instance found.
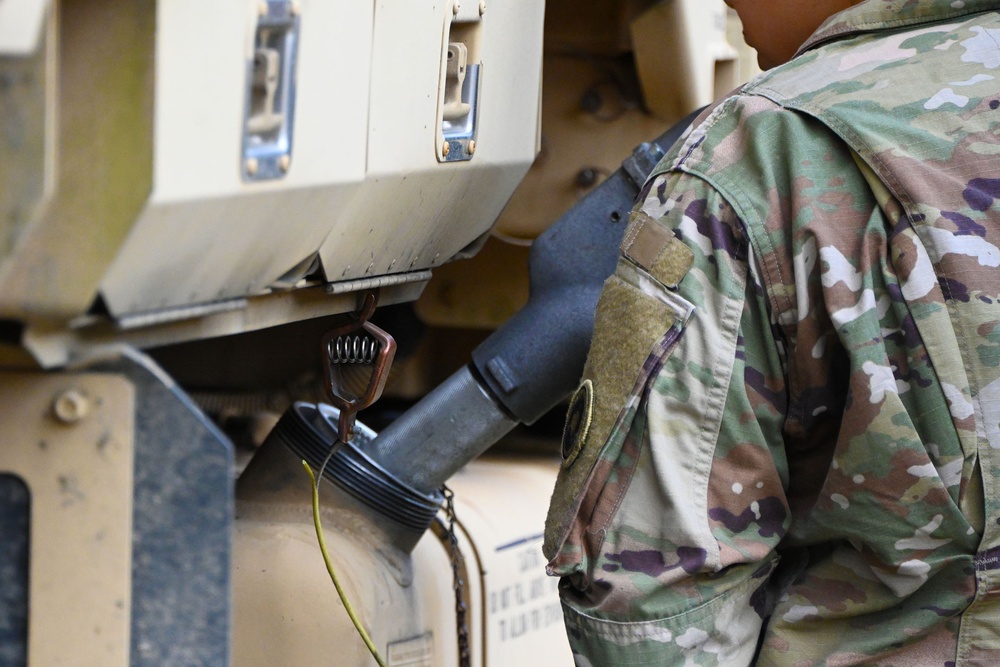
[361,110,704,495]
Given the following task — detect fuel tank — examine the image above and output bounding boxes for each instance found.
[233,404,572,666]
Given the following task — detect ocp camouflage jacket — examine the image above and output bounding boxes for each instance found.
[544,1,1000,664]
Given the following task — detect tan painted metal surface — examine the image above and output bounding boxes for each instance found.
[0,0,51,56]
[232,438,572,666]
[313,0,544,282]
[495,0,758,242]
[98,0,543,318]
[631,0,740,121]
[415,237,530,329]
[233,439,477,667]
[98,0,372,317]
[0,0,544,368]
[0,372,135,666]
[0,3,52,272]
[22,280,427,369]
[494,54,674,242]
[0,0,154,321]
[446,453,573,665]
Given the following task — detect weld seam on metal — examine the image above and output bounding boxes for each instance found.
[114,298,250,330]
[324,270,433,295]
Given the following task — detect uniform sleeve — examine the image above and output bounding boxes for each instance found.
[543,170,791,666]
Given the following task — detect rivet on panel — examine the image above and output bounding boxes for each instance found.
[279,154,291,172]
[468,140,476,155]
[246,158,259,176]
[52,390,91,424]
[258,2,268,17]
[290,1,301,16]
[442,140,451,157]
[453,1,461,14]
[479,1,486,15]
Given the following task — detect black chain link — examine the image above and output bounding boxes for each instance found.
[441,485,472,667]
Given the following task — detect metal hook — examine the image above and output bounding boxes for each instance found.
[320,290,396,442]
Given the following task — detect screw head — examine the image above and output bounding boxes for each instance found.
[467,140,476,155]
[479,1,486,14]
[575,167,599,188]
[453,1,460,14]
[442,140,451,157]
[52,390,90,424]
[278,154,291,172]
[245,157,259,176]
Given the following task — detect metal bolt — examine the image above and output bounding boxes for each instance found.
[442,140,451,157]
[575,167,599,189]
[278,154,291,172]
[479,1,486,15]
[52,390,90,424]
[453,1,461,14]
[246,158,259,176]
[467,140,476,155]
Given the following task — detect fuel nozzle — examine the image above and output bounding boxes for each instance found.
[360,110,705,494]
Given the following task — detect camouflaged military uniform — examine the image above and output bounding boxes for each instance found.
[543,1,1000,664]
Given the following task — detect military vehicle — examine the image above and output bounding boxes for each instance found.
[0,1,755,664]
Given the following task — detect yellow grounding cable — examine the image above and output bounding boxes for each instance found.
[303,460,388,667]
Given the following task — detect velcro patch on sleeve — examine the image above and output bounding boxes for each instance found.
[621,211,694,288]
[544,274,678,563]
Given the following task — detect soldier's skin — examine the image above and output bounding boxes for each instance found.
[545,0,1000,665]
[725,0,865,69]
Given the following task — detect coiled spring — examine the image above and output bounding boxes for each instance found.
[329,334,381,364]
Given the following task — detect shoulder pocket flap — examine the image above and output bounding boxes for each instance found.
[544,272,687,565]
[621,211,694,288]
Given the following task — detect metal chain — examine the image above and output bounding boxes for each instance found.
[441,485,472,667]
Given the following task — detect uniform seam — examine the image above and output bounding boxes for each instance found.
[796,8,1000,56]
[675,160,804,432]
[562,555,778,628]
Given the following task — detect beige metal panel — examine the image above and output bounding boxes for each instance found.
[448,454,574,665]
[495,54,674,241]
[0,0,51,55]
[416,237,529,329]
[231,436,572,666]
[149,0,370,197]
[0,0,155,321]
[631,0,740,121]
[101,190,356,313]
[234,515,475,667]
[21,279,427,368]
[0,5,53,270]
[233,450,479,667]
[542,0,654,56]
[320,166,528,283]
[318,0,544,279]
[0,372,135,667]
[99,0,373,316]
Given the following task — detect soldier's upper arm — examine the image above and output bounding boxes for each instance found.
[544,171,790,665]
